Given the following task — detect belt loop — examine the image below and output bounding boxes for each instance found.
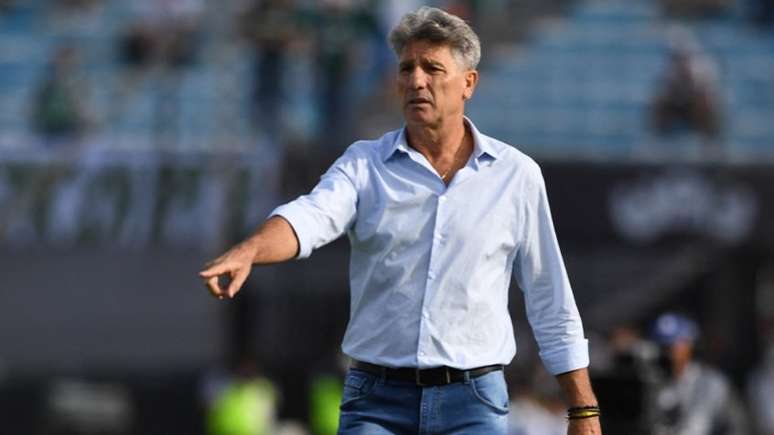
[463,370,471,383]
[379,366,387,381]
[445,367,451,384]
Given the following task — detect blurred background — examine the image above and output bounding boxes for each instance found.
[1,0,773,434]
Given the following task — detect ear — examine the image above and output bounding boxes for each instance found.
[463,69,479,100]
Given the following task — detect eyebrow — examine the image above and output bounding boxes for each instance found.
[398,58,446,69]
[424,59,445,68]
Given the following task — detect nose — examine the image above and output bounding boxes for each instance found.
[406,67,428,90]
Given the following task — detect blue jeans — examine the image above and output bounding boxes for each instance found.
[337,368,509,435]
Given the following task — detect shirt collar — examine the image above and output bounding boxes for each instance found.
[382,117,501,162]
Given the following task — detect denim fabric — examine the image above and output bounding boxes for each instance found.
[338,368,509,435]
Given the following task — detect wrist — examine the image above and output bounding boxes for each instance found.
[239,238,261,263]
[567,405,601,420]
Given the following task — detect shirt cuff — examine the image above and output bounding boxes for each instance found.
[539,338,590,376]
[268,203,314,260]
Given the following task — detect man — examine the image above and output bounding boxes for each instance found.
[650,31,723,148]
[650,313,747,435]
[200,7,601,435]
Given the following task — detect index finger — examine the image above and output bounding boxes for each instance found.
[199,262,228,279]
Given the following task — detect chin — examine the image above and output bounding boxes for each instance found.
[404,111,437,126]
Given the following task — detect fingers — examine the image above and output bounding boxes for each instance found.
[200,259,250,300]
[199,261,228,279]
[226,268,249,299]
[200,259,231,299]
[205,274,224,299]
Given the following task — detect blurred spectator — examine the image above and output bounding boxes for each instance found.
[649,313,748,435]
[597,324,661,375]
[590,326,661,434]
[114,0,204,145]
[32,45,90,143]
[748,265,774,435]
[307,0,381,151]
[308,374,342,435]
[158,2,203,70]
[111,22,157,132]
[205,355,278,435]
[239,0,301,138]
[748,343,774,434]
[118,23,156,71]
[651,32,724,150]
[132,0,203,68]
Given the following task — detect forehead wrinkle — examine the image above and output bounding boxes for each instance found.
[399,47,467,72]
[400,47,457,67]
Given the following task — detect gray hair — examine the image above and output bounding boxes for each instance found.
[389,7,481,70]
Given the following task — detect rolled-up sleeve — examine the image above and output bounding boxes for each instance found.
[269,145,360,259]
[514,166,589,375]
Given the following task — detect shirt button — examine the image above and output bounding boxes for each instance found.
[419,351,425,356]
[422,311,429,319]
[428,271,436,280]
[438,196,447,203]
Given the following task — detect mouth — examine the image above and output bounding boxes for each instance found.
[407,97,432,106]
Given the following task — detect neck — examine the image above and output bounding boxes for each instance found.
[406,115,468,160]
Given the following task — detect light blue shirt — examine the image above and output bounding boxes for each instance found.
[270,118,589,375]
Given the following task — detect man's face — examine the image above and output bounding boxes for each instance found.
[658,340,694,379]
[397,40,478,129]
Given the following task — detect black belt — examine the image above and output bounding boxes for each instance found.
[350,360,503,387]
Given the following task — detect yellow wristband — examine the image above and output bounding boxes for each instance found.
[567,411,601,420]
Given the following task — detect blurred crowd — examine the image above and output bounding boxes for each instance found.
[650,27,724,154]
[505,308,774,435]
[3,0,774,434]
[8,0,769,165]
[40,309,774,435]
[21,0,492,154]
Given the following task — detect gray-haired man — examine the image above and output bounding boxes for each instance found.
[200,7,602,435]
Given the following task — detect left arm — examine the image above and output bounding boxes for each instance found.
[514,165,588,376]
[513,165,601,434]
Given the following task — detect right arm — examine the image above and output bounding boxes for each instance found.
[199,144,362,299]
[199,215,300,299]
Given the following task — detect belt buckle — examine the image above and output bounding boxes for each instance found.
[415,367,452,386]
[415,368,427,387]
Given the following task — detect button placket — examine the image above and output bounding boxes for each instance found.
[426,194,447,287]
[417,193,447,364]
